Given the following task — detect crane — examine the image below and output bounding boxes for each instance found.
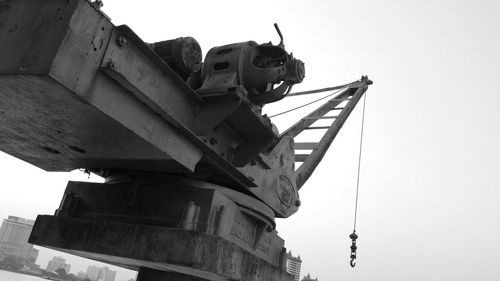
[0,1,372,280]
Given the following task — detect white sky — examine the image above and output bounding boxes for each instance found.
[1,0,500,281]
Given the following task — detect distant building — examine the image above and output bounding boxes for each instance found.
[98,266,116,281]
[301,273,318,281]
[86,265,116,281]
[46,256,71,274]
[0,216,39,264]
[106,270,116,281]
[286,251,302,281]
[87,265,100,281]
[77,271,88,279]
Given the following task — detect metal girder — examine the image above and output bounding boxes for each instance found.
[280,77,372,190]
[294,142,319,150]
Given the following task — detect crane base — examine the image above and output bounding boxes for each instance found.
[29,177,294,281]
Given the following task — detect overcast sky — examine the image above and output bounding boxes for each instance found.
[1,0,500,281]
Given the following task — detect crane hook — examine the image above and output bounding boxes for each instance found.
[350,257,356,268]
[349,231,358,268]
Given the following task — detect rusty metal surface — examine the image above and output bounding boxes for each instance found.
[0,0,250,181]
[29,176,295,281]
[101,26,199,127]
[0,0,203,172]
[0,0,79,74]
[238,136,300,217]
[85,72,204,172]
[48,0,114,95]
[136,269,213,281]
[0,75,196,171]
[52,178,282,264]
[30,216,294,281]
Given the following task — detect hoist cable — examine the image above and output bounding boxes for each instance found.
[349,90,368,268]
[269,87,348,118]
[353,91,368,231]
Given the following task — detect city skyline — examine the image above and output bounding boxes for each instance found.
[85,265,117,281]
[46,256,71,274]
[0,215,39,264]
[0,214,135,281]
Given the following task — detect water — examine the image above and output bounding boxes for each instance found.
[0,270,45,281]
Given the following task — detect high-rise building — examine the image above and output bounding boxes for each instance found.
[106,270,117,281]
[0,216,39,263]
[98,266,117,281]
[301,273,318,281]
[87,265,117,281]
[46,256,71,273]
[286,251,302,281]
[103,267,116,281]
[86,265,100,281]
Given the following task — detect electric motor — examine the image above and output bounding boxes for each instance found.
[198,41,305,105]
[151,37,202,80]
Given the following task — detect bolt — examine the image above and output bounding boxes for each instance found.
[109,61,117,69]
[209,137,218,145]
[117,36,128,47]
